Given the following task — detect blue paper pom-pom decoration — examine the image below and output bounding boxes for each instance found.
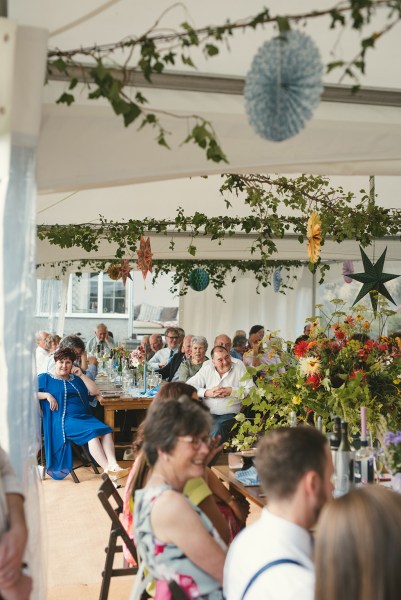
[273,268,282,293]
[244,30,323,142]
[188,268,209,292]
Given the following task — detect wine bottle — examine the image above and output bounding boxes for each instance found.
[354,406,374,486]
[329,416,341,449]
[334,421,354,497]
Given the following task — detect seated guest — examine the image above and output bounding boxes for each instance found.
[37,347,128,481]
[134,395,226,599]
[85,323,115,355]
[224,427,334,600]
[245,325,265,352]
[243,331,284,375]
[159,334,193,382]
[187,346,254,442]
[178,336,208,382]
[230,335,247,360]
[45,334,61,353]
[0,446,32,600]
[148,327,181,369]
[138,335,154,359]
[149,333,164,354]
[122,381,248,566]
[42,335,98,381]
[35,330,49,374]
[315,486,401,600]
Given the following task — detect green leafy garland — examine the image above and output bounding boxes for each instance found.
[47,1,401,162]
[37,172,401,296]
[36,258,303,299]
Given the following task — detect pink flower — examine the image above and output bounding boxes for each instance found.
[154,542,165,556]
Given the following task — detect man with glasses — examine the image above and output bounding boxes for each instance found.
[148,327,181,369]
[224,427,334,600]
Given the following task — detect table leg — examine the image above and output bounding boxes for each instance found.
[104,407,115,435]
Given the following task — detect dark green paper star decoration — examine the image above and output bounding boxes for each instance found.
[345,246,399,314]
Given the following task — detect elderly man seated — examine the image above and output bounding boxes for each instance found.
[187,345,254,442]
[148,327,181,369]
[85,323,114,355]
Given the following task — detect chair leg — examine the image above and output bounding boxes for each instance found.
[99,532,118,600]
[81,445,100,474]
[70,468,80,484]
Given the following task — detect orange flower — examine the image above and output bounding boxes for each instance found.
[307,212,322,264]
[362,320,371,330]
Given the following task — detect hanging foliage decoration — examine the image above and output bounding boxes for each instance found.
[244,30,323,142]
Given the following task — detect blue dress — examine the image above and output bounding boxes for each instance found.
[38,373,111,480]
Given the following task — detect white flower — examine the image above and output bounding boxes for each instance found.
[298,356,321,376]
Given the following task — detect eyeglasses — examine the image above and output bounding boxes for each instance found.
[177,435,211,449]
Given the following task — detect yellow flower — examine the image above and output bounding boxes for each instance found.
[292,395,302,405]
[362,320,371,330]
[355,314,363,323]
[394,379,401,385]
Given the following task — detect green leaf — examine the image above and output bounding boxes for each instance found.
[123,103,141,126]
[326,60,345,74]
[56,92,75,106]
[204,44,219,57]
[276,16,290,33]
[51,58,68,74]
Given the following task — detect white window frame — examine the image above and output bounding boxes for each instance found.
[65,272,132,319]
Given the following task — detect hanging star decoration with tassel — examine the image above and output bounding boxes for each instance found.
[137,236,153,281]
[345,246,399,313]
[306,212,322,264]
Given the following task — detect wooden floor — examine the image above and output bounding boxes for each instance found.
[42,459,262,599]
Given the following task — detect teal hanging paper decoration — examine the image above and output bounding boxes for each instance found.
[188,268,210,292]
[244,30,323,142]
[346,246,399,314]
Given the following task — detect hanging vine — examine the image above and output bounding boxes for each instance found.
[37,172,401,296]
[47,1,401,161]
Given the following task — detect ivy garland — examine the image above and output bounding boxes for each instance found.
[47,1,401,162]
[37,172,401,297]
[35,258,303,300]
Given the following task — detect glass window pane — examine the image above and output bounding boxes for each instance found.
[102,273,127,314]
[71,273,99,313]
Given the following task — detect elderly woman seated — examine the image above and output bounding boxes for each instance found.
[177,336,208,382]
[37,347,128,481]
[134,393,227,599]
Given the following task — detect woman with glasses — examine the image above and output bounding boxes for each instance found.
[133,394,226,599]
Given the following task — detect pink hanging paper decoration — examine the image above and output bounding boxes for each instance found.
[137,236,153,280]
[343,260,354,283]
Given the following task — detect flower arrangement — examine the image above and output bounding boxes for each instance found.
[129,348,146,368]
[232,298,401,450]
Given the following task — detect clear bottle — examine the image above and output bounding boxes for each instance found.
[334,421,354,497]
[289,411,297,427]
[354,406,374,486]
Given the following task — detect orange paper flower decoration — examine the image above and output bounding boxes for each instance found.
[307,212,322,263]
[120,259,133,286]
[137,236,153,280]
[107,261,132,286]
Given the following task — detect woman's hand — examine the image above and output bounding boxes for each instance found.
[71,366,83,377]
[227,496,250,525]
[46,394,58,411]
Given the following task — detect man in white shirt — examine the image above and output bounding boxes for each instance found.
[187,345,254,441]
[148,327,180,369]
[224,427,334,600]
[35,330,49,374]
[85,323,114,355]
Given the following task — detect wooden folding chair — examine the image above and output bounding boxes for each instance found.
[97,473,138,600]
[70,443,100,483]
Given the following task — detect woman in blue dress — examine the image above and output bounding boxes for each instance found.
[38,347,128,481]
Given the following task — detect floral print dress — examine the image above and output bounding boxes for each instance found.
[134,483,225,600]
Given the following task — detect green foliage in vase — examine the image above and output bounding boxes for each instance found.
[231,298,401,450]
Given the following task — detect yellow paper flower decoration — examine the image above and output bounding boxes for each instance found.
[107,264,122,281]
[307,211,322,263]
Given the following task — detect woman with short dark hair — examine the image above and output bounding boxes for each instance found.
[37,347,127,481]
